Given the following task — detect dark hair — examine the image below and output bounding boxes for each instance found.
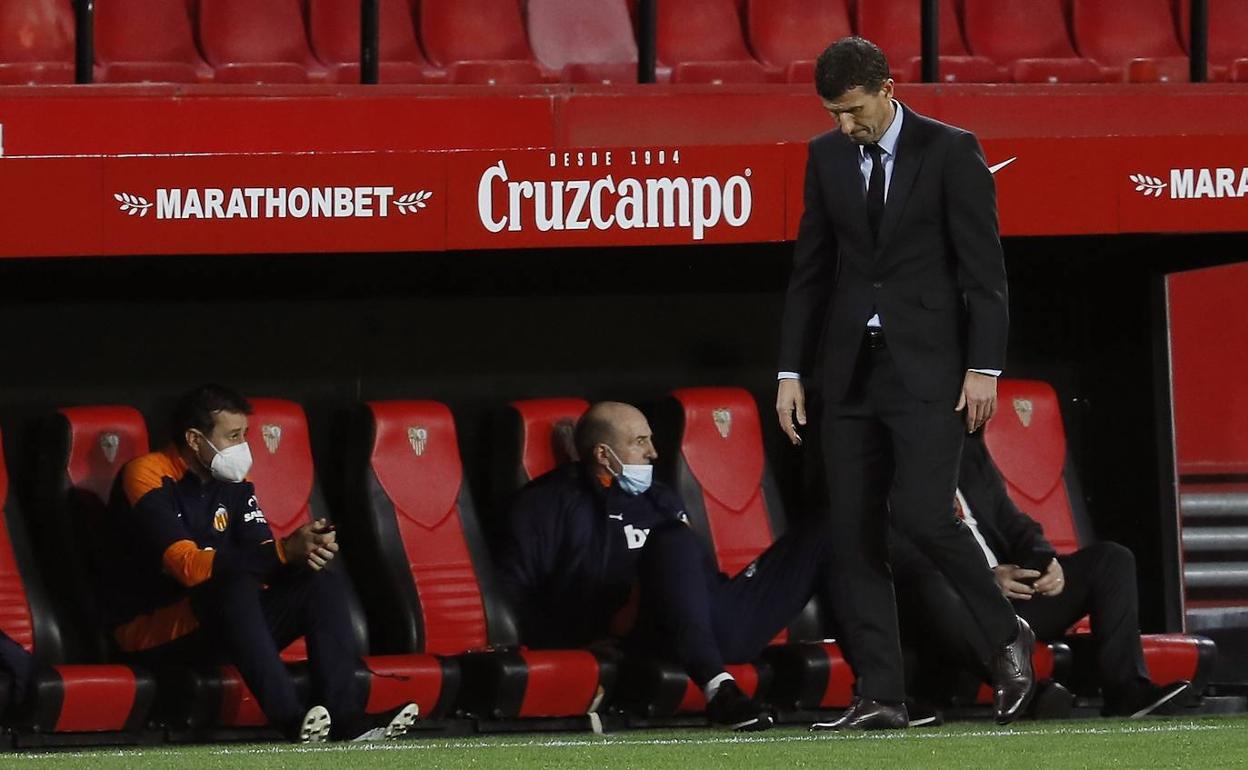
[814,36,890,101]
[574,408,618,463]
[172,384,252,446]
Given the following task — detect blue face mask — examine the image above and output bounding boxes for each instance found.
[605,445,653,495]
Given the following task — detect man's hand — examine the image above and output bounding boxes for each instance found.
[955,371,998,433]
[282,519,340,571]
[993,564,1041,600]
[1032,558,1066,597]
[776,378,806,446]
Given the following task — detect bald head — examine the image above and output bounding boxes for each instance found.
[575,401,657,474]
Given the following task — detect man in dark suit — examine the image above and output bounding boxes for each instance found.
[893,435,1191,718]
[774,37,1034,729]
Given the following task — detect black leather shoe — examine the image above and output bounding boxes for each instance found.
[1103,680,1191,718]
[990,617,1037,725]
[810,697,908,731]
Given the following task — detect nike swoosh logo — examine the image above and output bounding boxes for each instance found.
[608,514,623,520]
[988,157,1017,175]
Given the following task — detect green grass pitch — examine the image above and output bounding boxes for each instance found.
[4,717,1248,770]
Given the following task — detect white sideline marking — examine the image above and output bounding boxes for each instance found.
[3,720,1236,761]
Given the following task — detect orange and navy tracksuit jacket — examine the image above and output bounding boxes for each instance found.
[103,446,286,653]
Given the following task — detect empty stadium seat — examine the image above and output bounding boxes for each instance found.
[1,422,156,742]
[419,0,548,84]
[0,0,75,84]
[527,0,638,84]
[243,398,458,721]
[961,0,1104,83]
[984,379,1216,696]
[196,0,326,83]
[656,0,770,84]
[347,400,614,723]
[1071,0,1189,82]
[95,0,212,84]
[1178,0,1248,81]
[856,0,1006,83]
[307,0,446,84]
[745,0,850,83]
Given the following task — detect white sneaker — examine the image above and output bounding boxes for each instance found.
[351,702,420,742]
[298,705,332,743]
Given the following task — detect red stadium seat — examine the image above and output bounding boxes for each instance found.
[0,0,74,84]
[243,398,457,721]
[856,0,1006,83]
[307,0,446,84]
[745,0,851,83]
[348,400,614,723]
[4,419,157,741]
[1071,0,1189,82]
[1178,0,1248,81]
[961,0,1104,83]
[196,0,326,84]
[656,0,770,83]
[984,379,1216,695]
[661,387,848,711]
[527,0,638,84]
[95,0,212,84]
[419,0,551,84]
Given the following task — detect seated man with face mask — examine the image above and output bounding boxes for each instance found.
[498,401,840,732]
[102,384,417,743]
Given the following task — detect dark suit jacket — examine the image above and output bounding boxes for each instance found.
[892,436,1057,574]
[778,103,1009,402]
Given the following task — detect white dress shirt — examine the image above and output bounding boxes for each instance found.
[955,488,999,568]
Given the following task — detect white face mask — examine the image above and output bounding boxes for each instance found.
[198,434,253,483]
[605,445,653,496]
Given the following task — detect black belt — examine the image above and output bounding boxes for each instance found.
[864,326,886,349]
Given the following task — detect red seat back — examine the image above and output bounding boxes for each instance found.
[0,0,74,83]
[95,0,209,79]
[857,0,970,64]
[243,399,317,540]
[420,0,534,67]
[669,388,781,576]
[510,398,589,485]
[365,401,495,655]
[1179,0,1248,65]
[197,0,318,72]
[746,0,850,71]
[308,0,430,66]
[0,433,35,655]
[56,407,150,509]
[1071,0,1186,66]
[657,0,754,66]
[961,0,1081,62]
[982,380,1081,555]
[527,0,636,73]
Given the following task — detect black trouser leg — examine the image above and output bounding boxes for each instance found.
[1015,542,1149,692]
[709,520,836,663]
[190,572,303,730]
[258,568,367,738]
[0,631,33,707]
[633,523,727,687]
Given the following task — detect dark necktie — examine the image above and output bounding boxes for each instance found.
[865,143,885,239]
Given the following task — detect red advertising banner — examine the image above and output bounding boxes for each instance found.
[445,145,789,250]
[0,152,447,257]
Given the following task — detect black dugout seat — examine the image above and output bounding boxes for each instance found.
[8,416,156,745]
[984,380,1216,697]
[346,400,614,726]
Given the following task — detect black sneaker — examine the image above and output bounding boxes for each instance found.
[905,699,944,728]
[706,680,774,732]
[1103,681,1191,718]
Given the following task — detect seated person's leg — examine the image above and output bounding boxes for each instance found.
[257,567,367,739]
[190,571,305,735]
[0,631,33,709]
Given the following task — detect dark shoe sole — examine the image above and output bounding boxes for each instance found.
[1129,681,1192,718]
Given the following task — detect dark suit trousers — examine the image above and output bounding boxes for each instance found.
[896,541,1150,698]
[822,342,1017,701]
